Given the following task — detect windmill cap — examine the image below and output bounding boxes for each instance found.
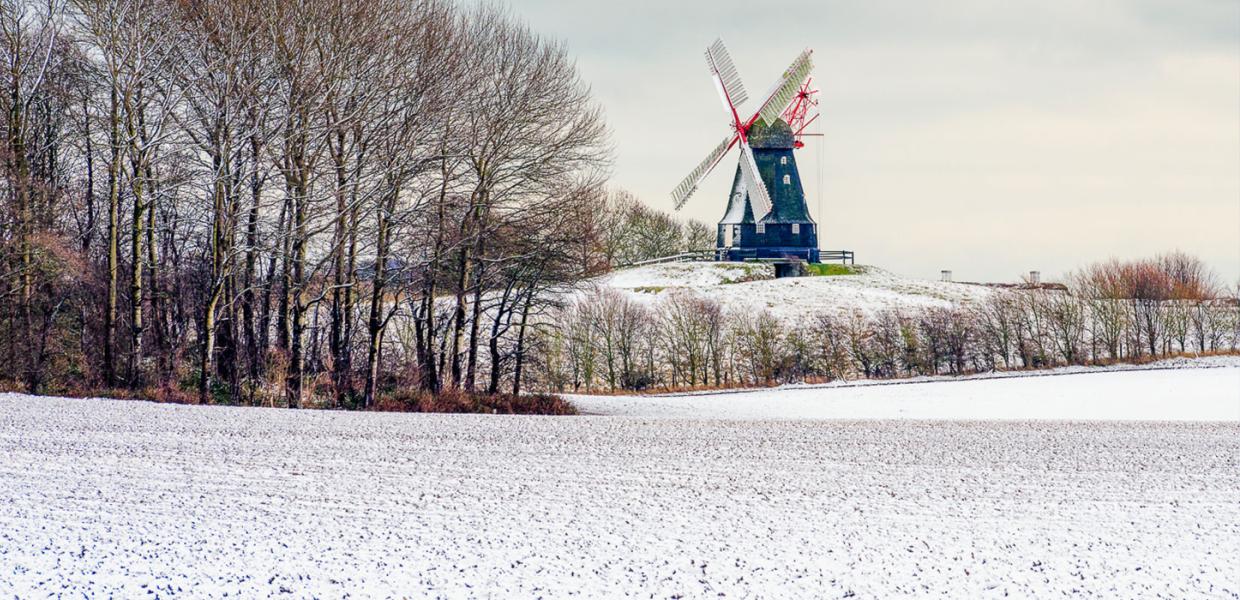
[747,118,795,149]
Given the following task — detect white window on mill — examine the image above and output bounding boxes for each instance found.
[780,156,787,165]
[782,174,791,185]
[791,223,800,235]
[755,223,765,234]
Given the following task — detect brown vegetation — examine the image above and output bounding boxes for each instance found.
[372,388,577,415]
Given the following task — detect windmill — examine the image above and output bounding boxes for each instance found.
[671,39,821,263]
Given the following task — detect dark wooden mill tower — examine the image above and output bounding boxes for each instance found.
[716,118,817,261]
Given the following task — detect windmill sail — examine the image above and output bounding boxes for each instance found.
[738,142,772,219]
[705,38,749,114]
[754,49,814,126]
[671,135,737,210]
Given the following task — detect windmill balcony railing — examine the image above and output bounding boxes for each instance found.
[620,248,852,268]
[716,247,854,264]
[621,250,715,268]
[820,250,854,265]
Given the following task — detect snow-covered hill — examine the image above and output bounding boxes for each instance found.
[593,262,996,320]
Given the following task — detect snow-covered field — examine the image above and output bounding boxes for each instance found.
[595,262,995,319]
[571,356,1240,421]
[2,364,1238,598]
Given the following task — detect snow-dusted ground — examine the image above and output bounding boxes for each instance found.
[570,356,1240,421]
[2,365,1239,598]
[595,262,995,319]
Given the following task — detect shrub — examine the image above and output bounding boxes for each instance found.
[374,388,577,415]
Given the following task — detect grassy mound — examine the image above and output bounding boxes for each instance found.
[807,263,859,276]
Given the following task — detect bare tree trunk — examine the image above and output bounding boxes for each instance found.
[341,194,358,399]
[328,130,347,407]
[199,146,231,403]
[242,127,262,389]
[420,171,450,392]
[261,195,288,358]
[464,197,488,392]
[449,245,469,389]
[103,87,121,387]
[5,64,34,390]
[146,175,165,383]
[511,289,534,396]
[286,177,307,409]
[126,94,146,388]
[486,286,512,395]
[363,187,396,408]
[466,262,484,392]
[276,190,292,353]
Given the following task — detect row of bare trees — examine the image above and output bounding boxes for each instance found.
[0,0,610,407]
[594,188,714,267]
[534,253,1238,392]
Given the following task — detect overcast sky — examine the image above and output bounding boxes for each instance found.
[509,0,1239,282]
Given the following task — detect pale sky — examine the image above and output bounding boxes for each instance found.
[509,0,1240,282]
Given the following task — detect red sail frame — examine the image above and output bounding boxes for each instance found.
[781,78,820,149]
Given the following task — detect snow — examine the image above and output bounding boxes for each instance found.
[595,262,996,319]
[2,365,1239,598]
[605,260,775,288]
[570,357,1240,421]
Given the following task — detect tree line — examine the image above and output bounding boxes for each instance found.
[0,0,639,408]
[532,252,1239,393]
[593,188,714,266]
[5,0,1231,408]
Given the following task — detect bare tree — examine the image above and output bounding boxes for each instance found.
[1071,262,1129,361]
[449,5,607,392]
[0,0,72,390]
[813,314,854,381]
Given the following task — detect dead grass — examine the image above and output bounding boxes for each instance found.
[2,377,578,416]
[374,388,578,415]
